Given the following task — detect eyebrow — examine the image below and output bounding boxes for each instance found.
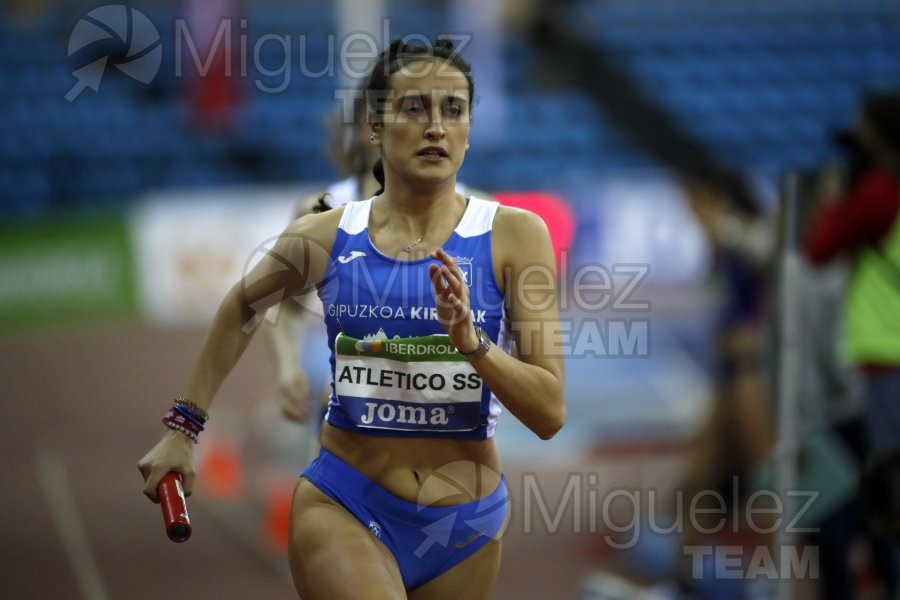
[394,92,469,106]
[442,94,469,106]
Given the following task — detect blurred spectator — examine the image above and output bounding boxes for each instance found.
[604,169,869,599]
[684,165,876,600]
[806,91,900,599]
[679,181,777,598]
[580,180,779,599]
[790,166,865,600]
[183,0,243,132]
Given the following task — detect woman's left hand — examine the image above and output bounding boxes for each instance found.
[429,248,479,353]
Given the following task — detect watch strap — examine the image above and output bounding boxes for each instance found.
[459,327,490,361]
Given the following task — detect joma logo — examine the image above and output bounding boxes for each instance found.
[360,402,450,426]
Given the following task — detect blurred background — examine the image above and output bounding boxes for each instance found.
[2,0,900,598]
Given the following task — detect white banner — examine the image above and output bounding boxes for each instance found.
[129,185,311,324]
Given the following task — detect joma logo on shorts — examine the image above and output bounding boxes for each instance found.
[360,402,449,426]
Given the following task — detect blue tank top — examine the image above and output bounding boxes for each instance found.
[318,196,511,439]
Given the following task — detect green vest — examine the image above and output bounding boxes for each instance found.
[845,202,900,364]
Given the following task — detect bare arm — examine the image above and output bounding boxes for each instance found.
[183,212,336,407]
[429,207,565,439]
[138,209,340,500]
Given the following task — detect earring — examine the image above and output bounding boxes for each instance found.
[370,134,376,142]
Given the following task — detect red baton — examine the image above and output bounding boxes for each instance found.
[158,472,192,543]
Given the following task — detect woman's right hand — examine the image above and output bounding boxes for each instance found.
[137,429,196,503]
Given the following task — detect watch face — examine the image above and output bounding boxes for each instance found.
[459,328,488,360]
[469,328,490,359]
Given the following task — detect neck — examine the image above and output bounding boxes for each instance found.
[379,174,461,235]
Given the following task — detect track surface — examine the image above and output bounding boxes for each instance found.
[0,324,632,600]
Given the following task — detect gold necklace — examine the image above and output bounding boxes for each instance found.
[389,213,427,253]
[384,200,433,253]
[403,236,424,253]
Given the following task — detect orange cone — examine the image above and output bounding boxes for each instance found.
[197,435,245,502]
[262,477,295,554]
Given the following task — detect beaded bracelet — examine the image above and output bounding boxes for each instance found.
[163,398,209,444]
[163,411,199,444]
[163,409,202,443]
[174,397,209,421]
[173,404,206,430]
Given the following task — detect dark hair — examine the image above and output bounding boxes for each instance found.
[364,37,475,195]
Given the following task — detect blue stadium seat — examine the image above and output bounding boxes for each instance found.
[5,0,900,217]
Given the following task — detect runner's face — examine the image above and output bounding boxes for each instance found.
[374,59,471,188]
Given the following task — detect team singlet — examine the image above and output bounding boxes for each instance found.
[318,196,511,439]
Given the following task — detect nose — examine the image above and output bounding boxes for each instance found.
[424,107,446,140]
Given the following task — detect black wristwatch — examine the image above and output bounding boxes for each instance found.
[459,327,491,362]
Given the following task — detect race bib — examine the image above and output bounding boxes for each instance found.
[334,333,485,432]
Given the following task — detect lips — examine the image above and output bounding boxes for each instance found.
[417,146,448,158]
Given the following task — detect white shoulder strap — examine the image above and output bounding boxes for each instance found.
[456,196,499,238]
[337,197,373,234]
